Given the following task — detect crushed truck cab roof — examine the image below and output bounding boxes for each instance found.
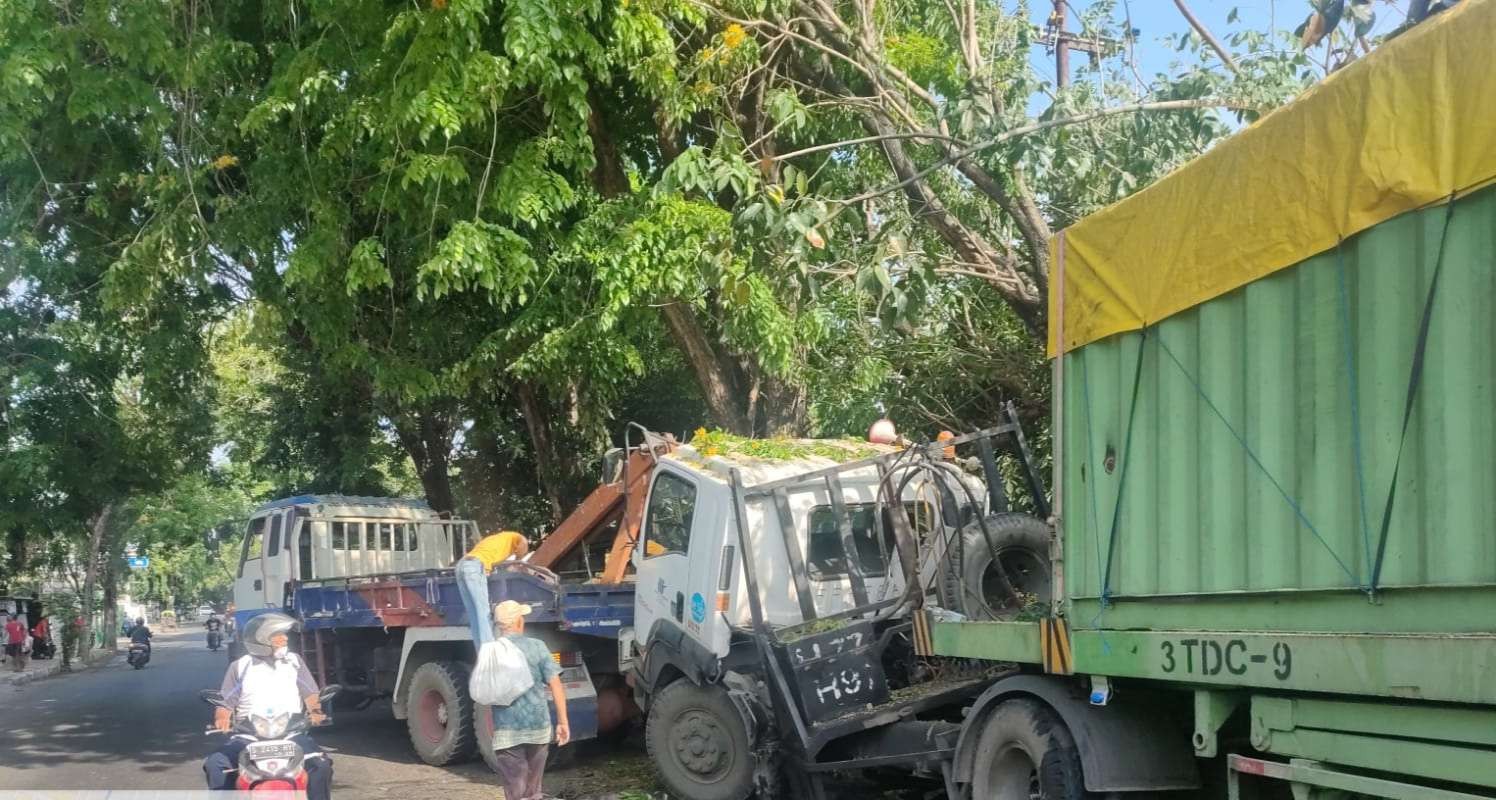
[662,435,897,487]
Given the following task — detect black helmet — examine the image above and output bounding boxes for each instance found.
[241,612,299,658]
[136,617,144,626]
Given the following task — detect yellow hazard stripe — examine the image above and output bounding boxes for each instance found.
[912,609,933,656]
[1053,617,1074,674]
[1042,617,1075,675]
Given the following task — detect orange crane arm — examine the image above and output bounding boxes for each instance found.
[528,444,670,583]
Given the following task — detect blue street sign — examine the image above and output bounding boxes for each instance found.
[127,556,149,569]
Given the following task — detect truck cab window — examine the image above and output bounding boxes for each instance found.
[644,472,697,556]
[807,502,926,580]
[297,520,313,580]
[238,517,266,578]
[267,514,283,557]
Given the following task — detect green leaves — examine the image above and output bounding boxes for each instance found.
[346,238,393,294]
[416,221,537,304]
[659,146,757,200]
[401,152,470,190]
[492,139,580,225]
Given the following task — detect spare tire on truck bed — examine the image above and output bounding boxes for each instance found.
[953,512,1052,621]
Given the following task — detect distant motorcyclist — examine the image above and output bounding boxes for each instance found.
[203,612,332,799]
[204,613,224,650]
[129,618,153,645]
[126,618,153,668]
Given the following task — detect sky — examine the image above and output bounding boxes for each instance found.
[1023,0,1408,91]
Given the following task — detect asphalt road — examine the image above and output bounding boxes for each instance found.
[0,629,658,798]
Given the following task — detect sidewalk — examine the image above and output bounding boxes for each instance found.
[0,647,118,688]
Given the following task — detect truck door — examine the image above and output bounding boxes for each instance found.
[233,516,268,611]
[634,468,723,654]
[260,511,291,607]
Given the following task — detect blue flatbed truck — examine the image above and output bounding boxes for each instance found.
[289,563,639,771]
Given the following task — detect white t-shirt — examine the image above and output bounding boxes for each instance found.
[221,653,319,719]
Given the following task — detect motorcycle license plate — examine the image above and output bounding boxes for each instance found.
[247,742,299,760]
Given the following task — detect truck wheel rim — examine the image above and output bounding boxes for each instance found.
[417,689,448,744]
[671,709,733,782]
[987,744,1041,800]
[985,548,1049,615]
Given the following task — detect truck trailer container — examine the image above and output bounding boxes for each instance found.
[931,3,1496,798]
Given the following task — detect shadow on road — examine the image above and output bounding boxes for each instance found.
[0,630,225,778]
[0,630,662,797]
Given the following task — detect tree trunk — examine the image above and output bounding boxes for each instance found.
[102,557,120,653]
[79,503,115,661]
[759,374,809,436]
[393,411,457,514]
[515,382,567,526]
[587,91,631,198]
[659,301,754,435]
[6,525,25,576]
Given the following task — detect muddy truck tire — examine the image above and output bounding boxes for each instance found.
[406,660,477,766]
[646,679,755,800]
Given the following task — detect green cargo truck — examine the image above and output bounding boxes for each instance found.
[928,3,1496,798]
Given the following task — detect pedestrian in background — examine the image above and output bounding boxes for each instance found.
[0,610,9,666]
[454,530,529,646]
[4,613,27,672]
[485,600,569,800]
[31,615,52,660]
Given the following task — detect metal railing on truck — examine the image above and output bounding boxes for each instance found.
[288,562,636,634]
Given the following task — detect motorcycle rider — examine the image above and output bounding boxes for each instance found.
[129,618,152,648]
[204,612,224,649]
[203,612,331,799]
[127,618,153,666]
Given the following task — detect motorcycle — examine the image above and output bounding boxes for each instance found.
[206,625,223,651]
[201,685,340,793]
[29,636,55,660]
[127,641,151,669]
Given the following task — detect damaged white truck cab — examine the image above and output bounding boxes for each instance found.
[623,415,1049,800]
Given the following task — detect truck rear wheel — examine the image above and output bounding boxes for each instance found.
[959,513,1051,620]
[645,679,754,800]
[406,660,477,766]
[971,698,1089,800]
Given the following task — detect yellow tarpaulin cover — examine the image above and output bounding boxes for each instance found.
[1048,0,1496,357]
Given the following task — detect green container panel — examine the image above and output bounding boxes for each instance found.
[1060,186,1496,603]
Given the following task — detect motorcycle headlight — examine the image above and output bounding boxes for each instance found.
[251,712,291,740]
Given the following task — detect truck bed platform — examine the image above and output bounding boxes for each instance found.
[290,563,634,638]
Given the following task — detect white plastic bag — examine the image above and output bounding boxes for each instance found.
[469,638,534,706]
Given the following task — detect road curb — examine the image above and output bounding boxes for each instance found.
[1,651,119,687]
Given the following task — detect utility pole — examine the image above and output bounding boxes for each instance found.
[1041,0,1112,88]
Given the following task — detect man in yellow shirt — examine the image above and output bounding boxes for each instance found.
[455,531,529,646]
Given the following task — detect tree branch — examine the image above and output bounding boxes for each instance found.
[840,99,1251,208]
[770,131,970,162]
[1173,0,1241,76]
